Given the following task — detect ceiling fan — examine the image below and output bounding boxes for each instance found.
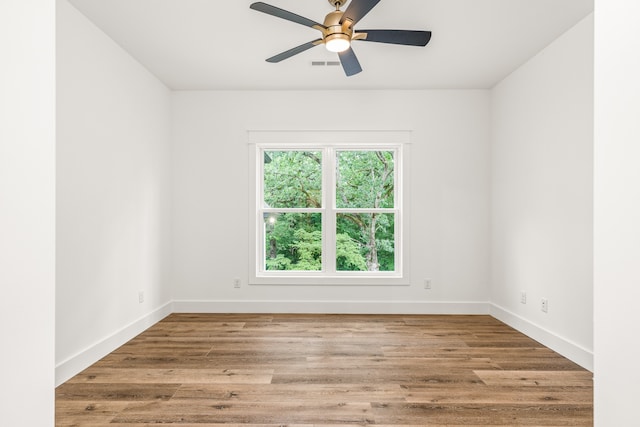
[250,0,432,77]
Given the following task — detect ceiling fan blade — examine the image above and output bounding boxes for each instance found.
[357,30,432,46]
[340,0,381,27]
[266,39,323,63]
[250,2,326,30]
[338,47,362,76]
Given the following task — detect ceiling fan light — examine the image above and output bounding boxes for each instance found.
[325,34,351,53]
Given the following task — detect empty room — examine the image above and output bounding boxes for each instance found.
[2,0,639,426]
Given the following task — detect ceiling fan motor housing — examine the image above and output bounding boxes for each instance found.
[323,10,353,50]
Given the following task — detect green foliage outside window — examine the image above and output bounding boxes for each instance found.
[263,150,395,272]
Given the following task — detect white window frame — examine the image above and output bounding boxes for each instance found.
[248,130,411,286]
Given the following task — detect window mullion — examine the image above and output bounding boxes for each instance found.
[324,147,337,274]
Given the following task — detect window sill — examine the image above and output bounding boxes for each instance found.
[249,275,410,286]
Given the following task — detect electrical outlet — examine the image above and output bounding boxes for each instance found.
[541,298,548,313]
[424,279,432,289]
[520,291,527,304]
[138,291,144,304]
[233,278,241,288]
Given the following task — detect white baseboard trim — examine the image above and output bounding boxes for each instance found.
[489,303,593,372]
[172,299,490,315]
[55,302,173,386]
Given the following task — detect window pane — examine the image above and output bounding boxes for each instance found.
[264,151,322,208]
[264,213,322,271]
[336,213,394,272]
[336,151,394,209]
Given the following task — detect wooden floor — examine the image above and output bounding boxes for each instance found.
[56,314,593,426]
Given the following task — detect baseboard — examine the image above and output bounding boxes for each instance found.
[172,299,490,315]
[489,303,593,372]
[55,301,173,386]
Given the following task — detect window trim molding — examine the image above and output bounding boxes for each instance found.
[248,130,411,286]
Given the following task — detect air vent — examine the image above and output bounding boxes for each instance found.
[311,61,341,67]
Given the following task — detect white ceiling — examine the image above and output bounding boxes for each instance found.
[67,0,594,90]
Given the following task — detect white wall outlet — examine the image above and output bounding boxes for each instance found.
[233,278,241,288]
[424,279,432,289]
[541,298,548,313]
[520,291,527,304]
[138,291,144,304]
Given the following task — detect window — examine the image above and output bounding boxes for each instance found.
[249,131,410,285]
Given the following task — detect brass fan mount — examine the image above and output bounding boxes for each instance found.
[327,0,347,9]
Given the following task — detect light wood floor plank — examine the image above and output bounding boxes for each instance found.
[172,383,407,403]
[66,368,273,385]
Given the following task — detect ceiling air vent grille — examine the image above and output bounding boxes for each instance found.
[311,61,341,67]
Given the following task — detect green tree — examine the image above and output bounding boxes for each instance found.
[264,213,322,271]
[263,150,395,272]
[264,151,322,209]
[336,151,395,271]
[263,151,324,271]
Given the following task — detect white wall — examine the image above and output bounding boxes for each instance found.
[56,0,172,384]
[0,1,56,425]
[490,15,594,369]
[170,90,490,312]
[594,1,640,424]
